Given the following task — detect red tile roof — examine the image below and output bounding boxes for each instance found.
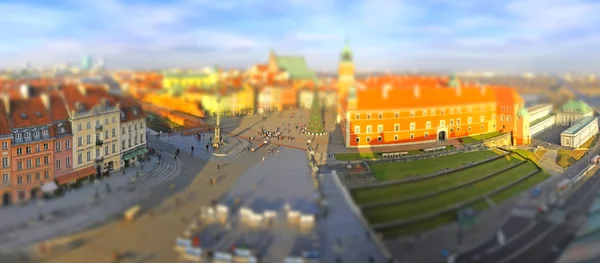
[49,91,70,120]
[0,100,12,135]
[354,76,499,110]
[8,97,53,128]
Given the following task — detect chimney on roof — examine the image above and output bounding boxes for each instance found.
[382,84,392,99]
[20,84,30,99]
[413,85,420,98]
[77,84,87,96]
[40,93,50,109]
[1,93,9,113]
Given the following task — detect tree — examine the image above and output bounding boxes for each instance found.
[307,92,325,134]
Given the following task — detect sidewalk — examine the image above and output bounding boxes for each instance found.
[0,156,158,239]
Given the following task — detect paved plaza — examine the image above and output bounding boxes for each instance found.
[532,125,568,148]
[0,110,391,263]
[0,136,183,253]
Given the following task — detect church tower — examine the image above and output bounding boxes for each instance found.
[338,40,355,97]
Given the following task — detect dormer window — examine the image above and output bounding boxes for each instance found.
[42,130,48,136]
[15,133,22,139]
[35,112,42,118]
[133,109,138,116]
[34,131,40,137]
[24,132,31,139]
[120,111,125,119]
[60,127,66,133]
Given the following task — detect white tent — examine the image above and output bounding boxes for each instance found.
[41,181,59,193]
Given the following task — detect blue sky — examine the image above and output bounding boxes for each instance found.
[1,0,599,73]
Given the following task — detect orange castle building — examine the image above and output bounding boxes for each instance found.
[337,44,531,148]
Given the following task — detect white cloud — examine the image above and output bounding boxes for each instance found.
[288,33,340,42]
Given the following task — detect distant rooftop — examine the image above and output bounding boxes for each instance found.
[526,104,552,114]
[562,116,598,135]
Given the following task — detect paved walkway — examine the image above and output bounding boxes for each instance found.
[24,144,257,263]
[319,170,390,262]
[156,132,249,162]
[0,139,183,252]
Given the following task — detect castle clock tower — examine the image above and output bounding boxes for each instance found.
[338,40,355,97]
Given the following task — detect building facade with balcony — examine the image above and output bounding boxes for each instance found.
[0,99,13,206]
[49,92,76,185]
[7,95,56,203]
[118,97,147,167]
[62,85,121,179]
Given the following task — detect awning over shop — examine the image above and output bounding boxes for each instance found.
[123,147,148,161]
[41,181,59,193]
[55,171,80,185]
[76,166,97,178]
[123,153,133,161]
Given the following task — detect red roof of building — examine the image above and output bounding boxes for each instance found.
[0,100,12,135]
[354,76,500,110]
[8,97,53,128]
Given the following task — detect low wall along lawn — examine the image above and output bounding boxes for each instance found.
[367,150,499,181]
[363,161,539,226]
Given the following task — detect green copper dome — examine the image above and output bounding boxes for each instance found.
[561,100,593,114]
[517,107,529,117]
[348,84,357,99]
[448,73,460,88]
[341,39,352,62]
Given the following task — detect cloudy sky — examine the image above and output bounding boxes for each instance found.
[1,0,599,73]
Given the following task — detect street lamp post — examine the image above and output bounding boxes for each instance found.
[37,200,44,221]
[212,94,222,148]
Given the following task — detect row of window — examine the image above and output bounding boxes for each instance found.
[77,143,117,164]
[55,140,72,152]
[55,157,72,170]
[121,135,145,150]
[77,117,117,131]
[13,170,50,184]
[16,156,50,170]
[353,116,490,134]
[77,130,116,147]
[14,129,49,140]
[354,125,486,143]
[122,122,145,135]
[353,105,493,120]
[16,143,50,155]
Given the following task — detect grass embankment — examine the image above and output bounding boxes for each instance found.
[352,154,523,205]
[375,162,543,237]
[461,131,504,144]
[556,149,587,168]
[334,152,378,161]
[364,161,539,225]
[368,150,499,181]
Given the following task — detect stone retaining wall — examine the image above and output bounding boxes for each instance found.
[368,144,488,163]
[483,132,512,148]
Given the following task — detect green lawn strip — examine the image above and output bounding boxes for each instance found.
[490,171,550,204]
[379,211,456,238]
[369,150,499,181]
[364,162,538,225]
[334,152,378,161]
[462,131,503,144]
[352,155,523,205]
